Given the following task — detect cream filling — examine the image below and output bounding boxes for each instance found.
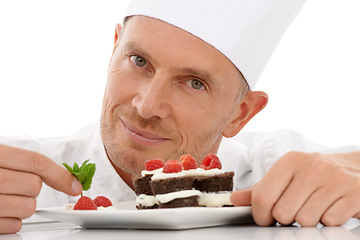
[136,190,232,207]
[198,192,232,207]
[150,168,225,180]
[141,168,163,176]
[136,194,158,207]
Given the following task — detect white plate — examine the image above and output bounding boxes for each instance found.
[36,201,253,230]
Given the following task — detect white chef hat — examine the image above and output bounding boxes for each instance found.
[124,0,306,90]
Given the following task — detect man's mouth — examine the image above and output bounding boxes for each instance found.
[120,118,171,146]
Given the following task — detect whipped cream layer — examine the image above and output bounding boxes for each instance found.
[141,168,163,176]
[136,194,158,207]
[142,168,225,180]
[198,192,232,207]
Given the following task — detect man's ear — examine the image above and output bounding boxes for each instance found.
[109,23,123,66]
[222,91,268,138]
[114,23,122,46]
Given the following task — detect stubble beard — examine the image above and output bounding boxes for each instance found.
[100,107,226,176]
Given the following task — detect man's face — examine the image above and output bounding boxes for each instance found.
[101,16,245,175]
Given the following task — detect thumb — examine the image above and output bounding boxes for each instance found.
[230,189,252,206]
[43,168,83,196]
[28,153,84,196]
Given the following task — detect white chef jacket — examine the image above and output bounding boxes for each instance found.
[1,122,359,222]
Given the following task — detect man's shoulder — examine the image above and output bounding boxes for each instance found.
[0,122,101,160]
[230,129,310,149]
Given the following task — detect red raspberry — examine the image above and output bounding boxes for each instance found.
[200,153,222,170]
[162,160,183,173]
[93,196,112,208]
[144,159,165,171]
[73,196,97,210]
[180,154,198,170]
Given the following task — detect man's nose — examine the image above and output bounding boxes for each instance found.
[132,75,171,119]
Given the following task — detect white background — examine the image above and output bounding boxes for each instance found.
[0,0,359,148]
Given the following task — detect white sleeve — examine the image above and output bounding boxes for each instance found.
[232,129,360,184]
[0,135,64,159]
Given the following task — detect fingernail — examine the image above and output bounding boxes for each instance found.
[72,179,83,194]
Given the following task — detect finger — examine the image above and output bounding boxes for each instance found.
[0,144,82,196]
[270,182,311,225]
[271,168,333,226]
[321,191,360,226]
[251,154,298,226]
[354,212,360,219]
[0,195,36,219]
[0,168,42,197]
[230,189,252,206]
[293,187,342,227]
[294,176,355,227]
[0,217,22,234]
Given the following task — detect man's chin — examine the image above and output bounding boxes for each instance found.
[110,156,144,176]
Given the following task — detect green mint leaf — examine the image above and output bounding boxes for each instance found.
[80,160,89,169]
[73,162,80,172]
[62,160,96,192]
[62,163,74,174]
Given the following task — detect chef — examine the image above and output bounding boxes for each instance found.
[1,0,360,234]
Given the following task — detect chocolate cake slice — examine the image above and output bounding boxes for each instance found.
[134,154,235,209]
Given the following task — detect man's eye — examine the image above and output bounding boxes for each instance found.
[187,79,205,90]
[130,55,147,67]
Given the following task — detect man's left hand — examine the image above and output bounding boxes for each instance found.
[231,151,360,226]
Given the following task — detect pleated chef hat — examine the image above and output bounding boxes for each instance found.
[124,0,306,90]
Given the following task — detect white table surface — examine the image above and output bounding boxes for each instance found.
[1,218,358,240]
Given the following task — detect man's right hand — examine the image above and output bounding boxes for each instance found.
[0,144,83,234]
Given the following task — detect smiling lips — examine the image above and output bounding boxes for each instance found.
[121,119,170,146]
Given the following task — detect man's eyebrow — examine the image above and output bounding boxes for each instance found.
[123,42,153,63]
[176,67,217,86]
[123,42,217,86]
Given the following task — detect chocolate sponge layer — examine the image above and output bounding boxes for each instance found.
[193,171,234,192]
[134,174,153,195]
[150,176,194,194]
[159,196,199,208]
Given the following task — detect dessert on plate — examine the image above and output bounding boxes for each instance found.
[134,154,234,209]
